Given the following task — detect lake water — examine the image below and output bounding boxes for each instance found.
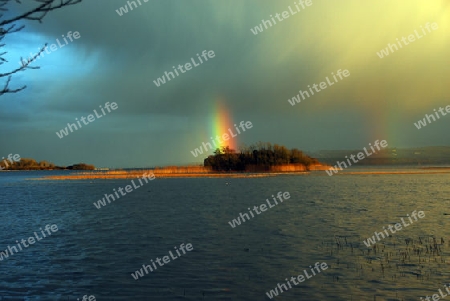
[0,169,449,300]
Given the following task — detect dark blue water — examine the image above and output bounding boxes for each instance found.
[1,170,449,300]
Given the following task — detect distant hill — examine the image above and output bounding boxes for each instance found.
[307,146,450,166]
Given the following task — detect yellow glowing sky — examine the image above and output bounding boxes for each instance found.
[268,0,450,112]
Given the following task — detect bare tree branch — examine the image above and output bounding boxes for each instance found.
[0,0,82,26]
[0,0,82,97]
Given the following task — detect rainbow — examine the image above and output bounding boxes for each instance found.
[211,100,237,151]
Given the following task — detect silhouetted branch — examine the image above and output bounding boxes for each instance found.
[0,0,82,97]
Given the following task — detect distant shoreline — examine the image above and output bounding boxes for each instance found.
[343,170,450,175]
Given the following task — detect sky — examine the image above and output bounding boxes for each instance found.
[1,0,449,168]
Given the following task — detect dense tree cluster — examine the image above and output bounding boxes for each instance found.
[204,142,319,171]
[2,158,95,170]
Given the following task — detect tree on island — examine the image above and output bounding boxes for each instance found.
[67,163,95,170]
[0,0,82,97]
[2,158,94,170]
[204,142,319,172]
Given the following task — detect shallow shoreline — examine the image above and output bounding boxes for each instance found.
[23,166,450,180]
[38,171,305,180]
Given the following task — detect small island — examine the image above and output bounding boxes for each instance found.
[204,142,322,172]
[42,142,329,180]
[1,158,95,171]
